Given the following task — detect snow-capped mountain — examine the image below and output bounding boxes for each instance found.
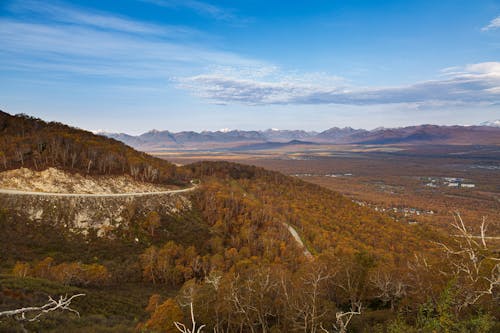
[102,124,500,150]
[480,120,500,127]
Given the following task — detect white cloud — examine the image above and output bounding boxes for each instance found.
[482,16,500,31]
[2,0,499,110]
[8,0,181,35]
[463,62,500,76]
[178,63,500,106]
[140,0,238,22]
[0,1,265,81]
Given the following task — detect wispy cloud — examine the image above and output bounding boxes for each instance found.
[0,0,264,82]
[7,0,178,35]
[482,16,500,31]
[8,0,213,40]
[140,0,239,22]
[178,62,500,106]
[2,0,499,111]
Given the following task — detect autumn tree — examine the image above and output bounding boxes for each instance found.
[143,211,161,237]
[143,298,184,333]
[12,258,110,287]
[140,245,159,284]
[12,262,30,278]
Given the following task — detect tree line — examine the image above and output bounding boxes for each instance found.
[0,111,186,184]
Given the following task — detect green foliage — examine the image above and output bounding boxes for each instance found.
[386,312,496,333]
[383,284,497,333]
[416,282,456,332]
[386,316,418,333]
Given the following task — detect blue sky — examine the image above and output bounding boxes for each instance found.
[1,0,499,133]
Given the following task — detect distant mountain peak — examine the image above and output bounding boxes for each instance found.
[480,120,500,127]
[101,123,500,150]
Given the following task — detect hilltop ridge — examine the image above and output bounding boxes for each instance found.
[0,111,186,185]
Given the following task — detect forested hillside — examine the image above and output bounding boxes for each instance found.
[0,111,185,185]
[0,113,498,332]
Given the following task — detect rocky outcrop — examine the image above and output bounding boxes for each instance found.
[0,168,174,194]
[0,191,192,236]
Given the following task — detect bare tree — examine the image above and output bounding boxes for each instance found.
[205,271,222,291]
[15,149,23,166]
[320,302,362,333]
[434,213,500,310]
[0,151,7,169]
[86,159,93,174]
[70,152,78,169]
[204,271,224,332]
[174,302,206,333]
[370,270,406,310]
[0,294,85,322]
[281,265,332,333]
[406,253,440,305]
[227,268,279,333]
[227,275,255,333]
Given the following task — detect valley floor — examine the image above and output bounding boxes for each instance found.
[157,144,500,236]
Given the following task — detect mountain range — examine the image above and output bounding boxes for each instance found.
[101,122,500,150]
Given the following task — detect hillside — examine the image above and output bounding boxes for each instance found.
[0,111,186,185]
[0,113,498,332]
[0,161,437,331]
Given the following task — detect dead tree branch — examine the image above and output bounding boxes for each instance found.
[0,294,85,322]
[174,302,206,333]
[433,212,499,310]
[320,301,362,333]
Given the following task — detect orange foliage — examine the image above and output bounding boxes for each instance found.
[12,257,110,287]
[143,298,184,333]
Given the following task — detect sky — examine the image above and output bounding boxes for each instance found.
[0,0,499,134]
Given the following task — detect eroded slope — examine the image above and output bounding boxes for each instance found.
[0,167,175,194]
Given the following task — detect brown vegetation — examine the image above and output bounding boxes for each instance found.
[12,257,110,287]
[0,111,186,185]
[0,113,498,332]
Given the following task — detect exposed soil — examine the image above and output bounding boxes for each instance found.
[0,168,172,194]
